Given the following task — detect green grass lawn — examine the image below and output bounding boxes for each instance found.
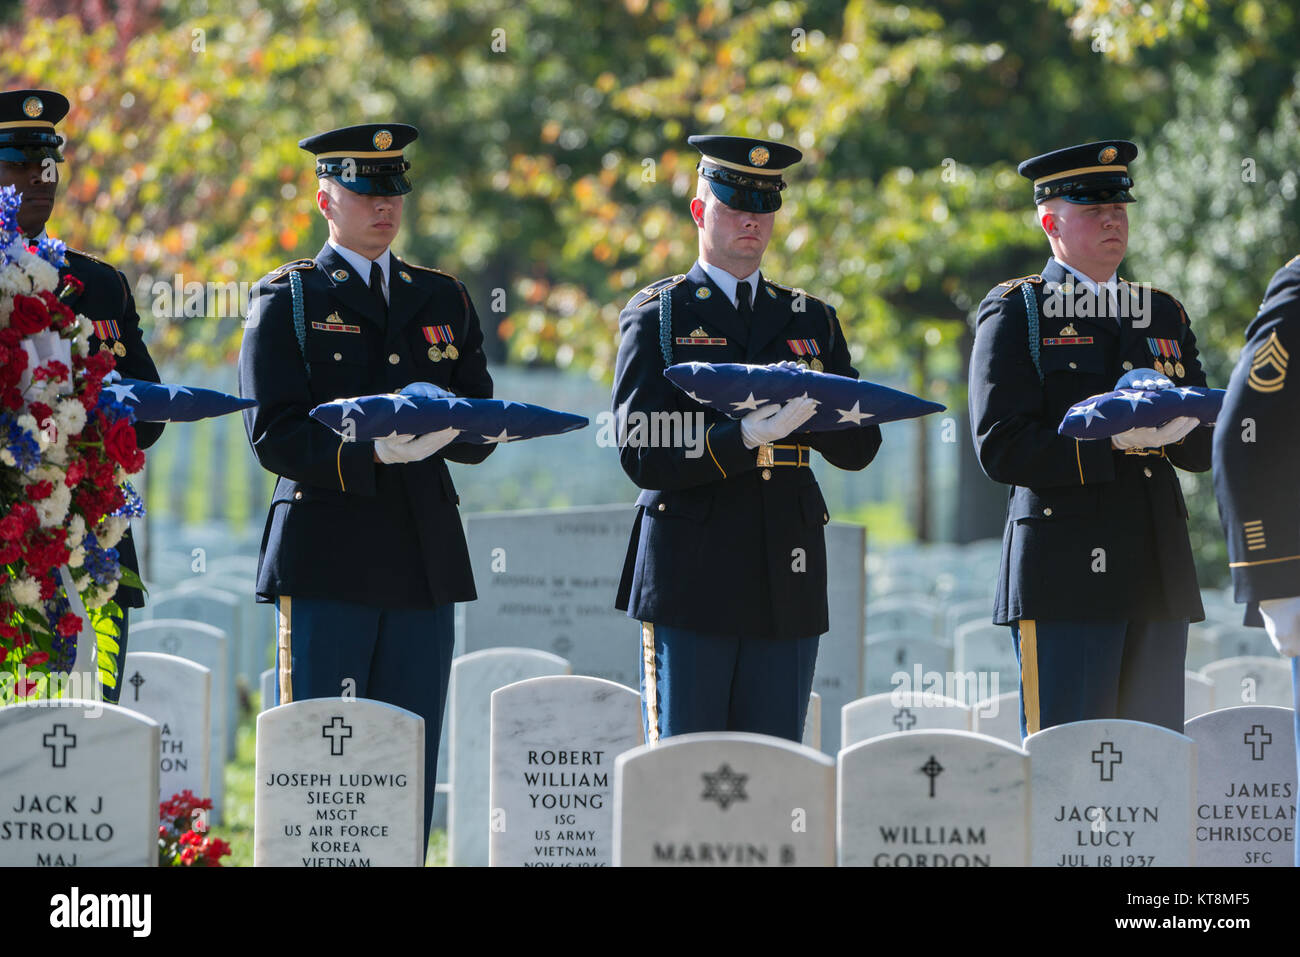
[218,691,448,867]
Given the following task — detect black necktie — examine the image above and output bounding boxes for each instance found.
[737,280,752,318]
[369,260,388,319]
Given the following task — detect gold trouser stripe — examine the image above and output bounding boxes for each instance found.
[1229,554,1300,568]
[1033,164,1127,187]
[1019,620,1040,737]
[337,439,347,491]
[705,423,727,478]
[277,596,294,705]
[1075,439,1085,485]
[641,622,660,745]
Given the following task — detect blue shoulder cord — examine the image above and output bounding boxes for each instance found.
[290,269,309,381]
[1021,281,1043,382]
[658,285,673,366]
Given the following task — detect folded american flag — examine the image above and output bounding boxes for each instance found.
[101,378,257,422]
[1058,368,1223,439]
[311,390,588,444]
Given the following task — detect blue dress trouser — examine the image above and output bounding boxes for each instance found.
[274,596,454,858]
[638,622,819,744]
[1010,618,1188,741]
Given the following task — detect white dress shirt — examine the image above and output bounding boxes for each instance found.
[1053,256,1120,322]
[329,240,391,305]
[699,259,762,310]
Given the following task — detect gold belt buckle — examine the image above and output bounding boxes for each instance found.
[757,443,775,468]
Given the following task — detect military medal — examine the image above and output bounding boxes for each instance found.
[1147,337,1183,378]
[695,287,712,300]
[332,269,349,281]
[422,324,457,362]
[787,337,822,371]
[113,341,126,357]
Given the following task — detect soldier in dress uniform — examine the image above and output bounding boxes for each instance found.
[0,89,165,702]
[613,135,883,744]
[1212,254,1300,865]
[968,140,1213,740]
[239,123,494,853]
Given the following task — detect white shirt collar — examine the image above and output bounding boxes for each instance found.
[1053,256,1117,296]
[699,259,762,310]
[24,228,48,245]
[329,241,391,301]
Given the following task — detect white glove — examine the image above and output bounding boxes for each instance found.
[400,381,455,400]
[374,427,460,464]
[741,396,818,449]
[1258,597,1300,657]
[1110,416,1199,450]
[770,361,803,372]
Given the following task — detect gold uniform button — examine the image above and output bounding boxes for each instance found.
[294,491,302,500]
[1043,507,1053,517]
[761,468,772,481]
[1144,467,1153,478]
[1068,361,1078,370]
[333,352,342,361]
[823,512,829,524]
[388,353,400,365]
[1123,361,1133,370]
[657,503,665,512]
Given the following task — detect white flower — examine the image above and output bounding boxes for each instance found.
[56,396,87,437]
[96,514,129,549]
[7,575,41,608]
[0,449,14,467]
[67,514,86,547]
[66,546,86,568]
[83,578,119,610]
[34,482,71,527]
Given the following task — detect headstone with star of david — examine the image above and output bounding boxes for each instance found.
[254,698,424,867]
[1201,656,1293,709]
[120,651,211,807]
[449,648,572,867]
[1026,719,1195,867]
[461,505,865,756]
[128,619,228,822]
[1185,670,1215,722]
[1184,706,1296,867]
[841,691,971,748]
[838,729,1030,866]
[0,701,159,866]
[488,675,643,866]
[613,732,835,866]
[971,692,1023,745]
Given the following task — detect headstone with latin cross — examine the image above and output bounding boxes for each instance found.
[448,648,571,866]
[1201,656,1293,710]
[1026,719,1196,867]
[129,619,228,822]
[120,652,212,806]
[838,729,1030,866]
[0,701,159,866]
[254,698,425,867]
[613,732,835,866]
[488,675,643,867]
[841,691,971,748]
[1185,705,1296,867]
[864,633,952,697]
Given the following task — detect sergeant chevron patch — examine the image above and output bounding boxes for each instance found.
[1248,332,1289,393]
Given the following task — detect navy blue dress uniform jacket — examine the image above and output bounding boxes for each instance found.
[239,243,494,609]
[63,248,165,610]
[613,261,883,641]
[1214,255,1300,606]
[968,258,1211,626]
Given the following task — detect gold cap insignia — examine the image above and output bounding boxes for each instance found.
[332,269,349,281]
[373,129,393,150]
[399,270,412,283]
[1098,146,1118,164]
[695,287,712,300]
[22,96,43,118]
[1248,330,1289,393]
[748,146,770,167]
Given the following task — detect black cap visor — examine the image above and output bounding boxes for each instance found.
[1035,172,1134,205]
[706,179,783,213]
[327,172,412,196]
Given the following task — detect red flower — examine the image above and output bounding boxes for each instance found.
[22,651,49,667]
[9,295,50,336]
[0,543,19,563]
[1,387,21,411]
[38,574,57,601]
[14,678,38,697]
[25,480,53,502]
[56,613,81,637]
[103,419,144,473]
[178,846,198,866]
[0,646,8,664]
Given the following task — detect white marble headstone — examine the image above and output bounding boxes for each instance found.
[121,652,211,806]
[448,648,571,866]
[255,698,424,867]
[1201,656,1293,710]
[489,675,643,866]
[866,596,936,640]
[0,701,159,866]
[841,692,971,748]
[1027,719,1195,867]
[260,667,276,713]
[838,730,1029,866]
[1217,627,1284,662]
[971,692,1022,745]
[865,634,952,696]
[176,574,270,686]
[953,621,1019,689]
[129,619,228,821]
[802,692,821,751]
[1185,706,1296,867]
[614,732,835,866]
[1185,670,1214,721]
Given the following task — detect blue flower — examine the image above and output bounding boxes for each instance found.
[4,416,42,472]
